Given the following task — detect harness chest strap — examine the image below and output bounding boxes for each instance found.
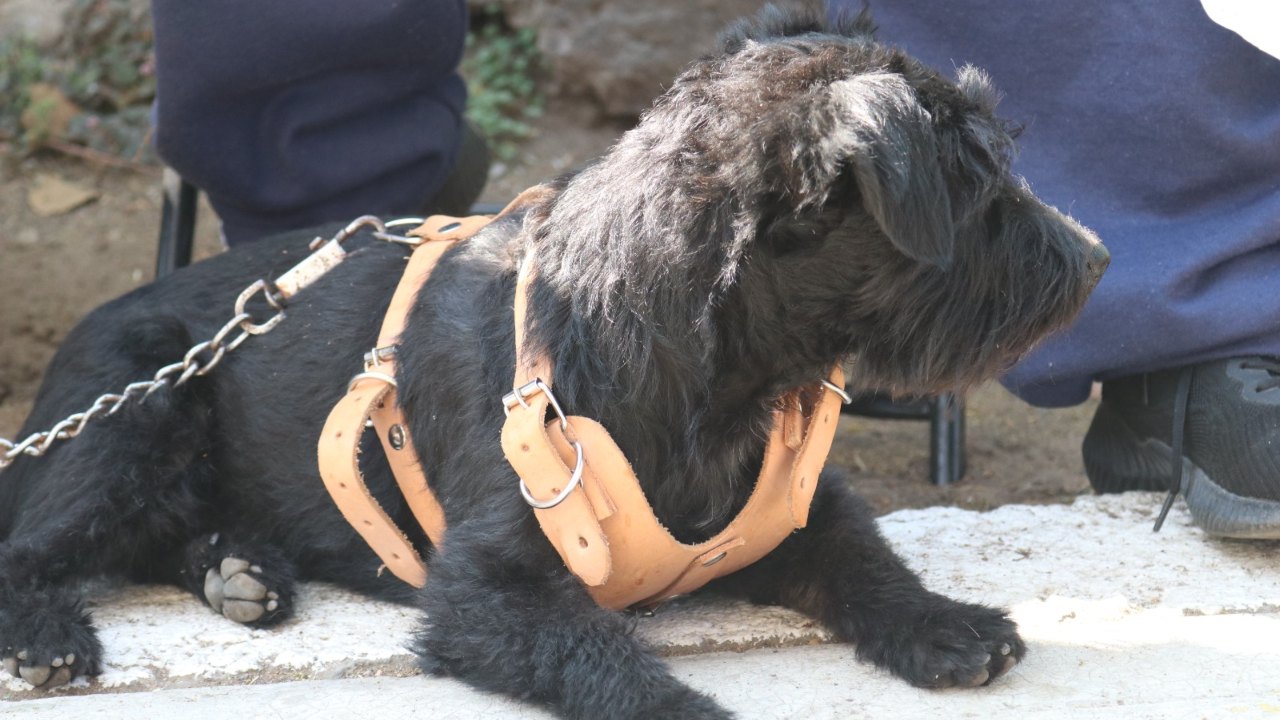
[501,253,845,608]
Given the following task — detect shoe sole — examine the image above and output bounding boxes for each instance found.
[1084,401,1280,539]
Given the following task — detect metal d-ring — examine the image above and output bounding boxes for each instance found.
[372,216,428,247]
[821,379,853,405]
[519,439,584,510]
[347,371,398,392]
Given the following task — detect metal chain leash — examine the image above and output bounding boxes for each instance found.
[0,215,425,471]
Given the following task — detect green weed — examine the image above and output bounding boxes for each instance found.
[462,5,545,162]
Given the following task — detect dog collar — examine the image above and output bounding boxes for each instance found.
[318,191,846,609]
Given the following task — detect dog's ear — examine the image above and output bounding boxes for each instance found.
[829,73,955,268]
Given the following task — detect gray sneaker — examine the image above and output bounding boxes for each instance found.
[1082,356,1280,539]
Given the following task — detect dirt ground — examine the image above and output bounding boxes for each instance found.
[0,104,1099,516]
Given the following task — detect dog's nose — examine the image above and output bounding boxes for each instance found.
[1086,241,1110,288]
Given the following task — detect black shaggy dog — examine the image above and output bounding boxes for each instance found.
[0,6,1107,717]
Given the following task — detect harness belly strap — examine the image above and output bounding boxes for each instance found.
[317,221,478,587]
[317,189,846,607]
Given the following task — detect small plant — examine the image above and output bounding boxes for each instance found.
[0,35,50,146]
[462,5,544,162]
[0,0,156,161]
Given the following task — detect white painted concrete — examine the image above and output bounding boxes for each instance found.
[4,493,1279,719]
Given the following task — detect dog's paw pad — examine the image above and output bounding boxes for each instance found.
[202,556,289,626]
[5,649,82,689]
[220,557,250,579]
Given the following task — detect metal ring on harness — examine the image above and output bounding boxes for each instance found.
[373,217,428,247]
[519,438,585,510]
[820,379,853,404]
[347,371,398,392]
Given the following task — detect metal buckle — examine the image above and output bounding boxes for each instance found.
[502,378,570,431]
[364,345,397,370]
[503,378,582,509]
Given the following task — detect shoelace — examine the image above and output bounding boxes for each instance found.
[1152,357,1280,531]
[1153,367,1193,532]
[1242,357,1280,392]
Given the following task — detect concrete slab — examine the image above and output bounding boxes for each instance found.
[8,639,1280,720]
[3,492,1279,718]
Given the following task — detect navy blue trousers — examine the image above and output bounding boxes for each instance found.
[150,0,468,246]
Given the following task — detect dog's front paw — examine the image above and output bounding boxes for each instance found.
[860,594,1025,689]
[202,556,291,626]
[1,588,103,689]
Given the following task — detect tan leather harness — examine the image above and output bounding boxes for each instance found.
[317,195,847,609]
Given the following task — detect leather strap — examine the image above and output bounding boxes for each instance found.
[533,366,843,609]
[500,253,614,585]
[318,187,555,586]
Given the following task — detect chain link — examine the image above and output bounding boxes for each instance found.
[0,283,283,469]
[0,216,413,470]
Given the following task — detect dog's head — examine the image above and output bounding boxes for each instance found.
[536,4,1107,398]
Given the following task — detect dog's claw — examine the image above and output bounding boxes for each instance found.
[999,642,1012,656]
[3,657,17,677]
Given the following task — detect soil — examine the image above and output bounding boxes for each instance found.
[0,102,1099,516]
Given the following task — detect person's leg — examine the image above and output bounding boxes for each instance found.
[826,0,1280,535]
[150,0,484,246]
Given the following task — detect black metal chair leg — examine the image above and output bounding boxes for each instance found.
[843,389,968,485]
[156,168,198,278]
[929,393,966,486]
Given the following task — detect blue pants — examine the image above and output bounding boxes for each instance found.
[829,0,1280,406]
[150,1,468,246]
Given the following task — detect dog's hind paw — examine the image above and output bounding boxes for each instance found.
[202,556,290,626]
[3,649,81,689]
[1,589,103,690]
[863,595,1026,689]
